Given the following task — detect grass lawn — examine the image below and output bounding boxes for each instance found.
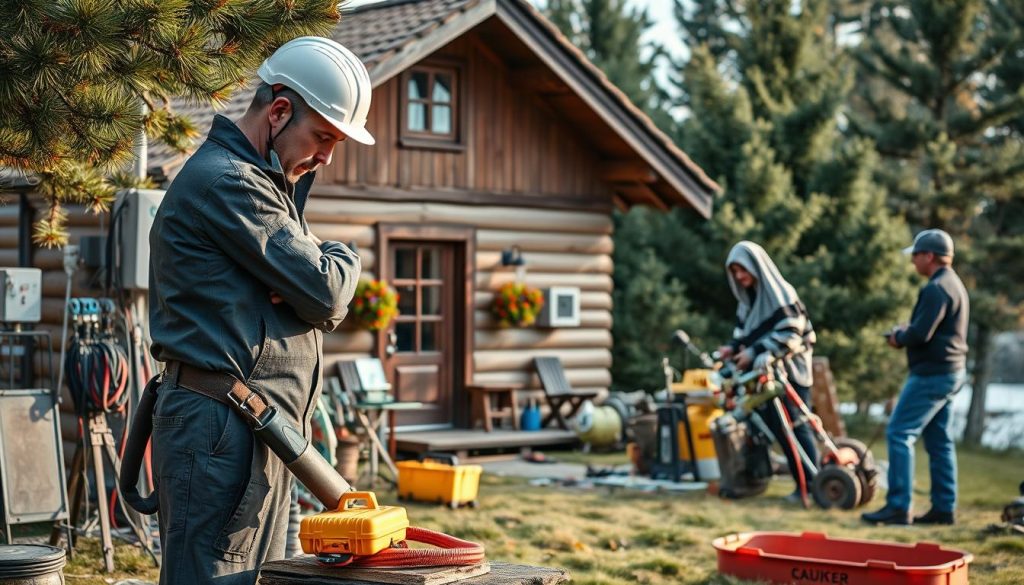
[57,441,1023,584]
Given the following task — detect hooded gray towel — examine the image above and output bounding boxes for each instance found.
[726,241,815,387]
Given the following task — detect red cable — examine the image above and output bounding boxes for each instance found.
[321,526,485,568]
[779,405,809,508]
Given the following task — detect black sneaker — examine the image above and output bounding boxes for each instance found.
[861,506,911,525]
[914,509,955,525]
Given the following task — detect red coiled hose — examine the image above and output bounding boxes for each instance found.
[322,526,485,568]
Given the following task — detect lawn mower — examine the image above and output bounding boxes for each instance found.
[674,330,878,510]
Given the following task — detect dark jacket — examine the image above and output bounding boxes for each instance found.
[895,266,969,376]
[149,115,361,435]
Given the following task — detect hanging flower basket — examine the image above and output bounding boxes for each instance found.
[351,279,399,331]
[491,282,544,328]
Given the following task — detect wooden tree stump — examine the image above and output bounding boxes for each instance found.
[811,357,846,438]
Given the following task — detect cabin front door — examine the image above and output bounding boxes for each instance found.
[378,225,473,429]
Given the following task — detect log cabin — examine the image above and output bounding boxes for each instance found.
[3,0,718,456]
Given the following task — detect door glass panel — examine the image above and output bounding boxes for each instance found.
[394,248,417,279]
[397,284,416,315]
[421,321,439,352]
[395,321,415,353]
[422,286,441,316]
[421,248,441,279]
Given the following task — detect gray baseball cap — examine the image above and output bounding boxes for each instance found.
[903,229,954,257]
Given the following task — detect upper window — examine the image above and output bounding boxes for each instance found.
[401,65,460,148]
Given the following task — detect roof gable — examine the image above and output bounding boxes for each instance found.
[149,0,718,215]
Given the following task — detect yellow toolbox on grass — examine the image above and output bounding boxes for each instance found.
[299,491,408,557]
[396,453,482,509]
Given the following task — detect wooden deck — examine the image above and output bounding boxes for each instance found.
[395,428,578,455]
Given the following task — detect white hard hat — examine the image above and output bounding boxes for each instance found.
[258,36,375,145]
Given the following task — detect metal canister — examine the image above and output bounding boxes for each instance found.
[0,545,66,585]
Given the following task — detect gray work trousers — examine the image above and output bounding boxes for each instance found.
[152,383,292,584]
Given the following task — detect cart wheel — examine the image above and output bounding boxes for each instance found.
[812,464,861,510]
[856,467,878,507]
[468,500,479,509]
[833,437,875,467]
[448,501,459,510]
[833,437,877,507]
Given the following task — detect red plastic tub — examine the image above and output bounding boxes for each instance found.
[713,531,972,585]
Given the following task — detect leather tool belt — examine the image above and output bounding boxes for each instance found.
[164,360,269,424]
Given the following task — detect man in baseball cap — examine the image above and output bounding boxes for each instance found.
[863,228,969,526]
[902,228,955,257]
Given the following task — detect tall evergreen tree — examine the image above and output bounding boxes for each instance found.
[545,0,691,390]
[851,0,1024,443]
[0,0,339,246]
[657,0,915,401]
[545,0,673,131]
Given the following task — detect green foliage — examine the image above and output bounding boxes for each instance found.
[0,0,340,246]
[651,0,915,402]
[610,208,708,391]
[544,0,674,131]
[851,0,1024,440]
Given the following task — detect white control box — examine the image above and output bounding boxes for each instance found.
[0,268,42,323]
[115,189,164,290]
[537,287,581,328]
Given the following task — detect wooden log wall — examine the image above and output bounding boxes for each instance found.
[307,197,615,410]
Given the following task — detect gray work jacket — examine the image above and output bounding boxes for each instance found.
[149,114,361,435]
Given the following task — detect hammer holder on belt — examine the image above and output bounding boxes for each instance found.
[119,362,351,516]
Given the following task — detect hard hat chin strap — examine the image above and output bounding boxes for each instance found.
[266,90,296,172]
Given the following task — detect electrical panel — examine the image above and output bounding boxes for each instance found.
[537,287,581,328]
[115,189,164,290]
[0,268,42,323]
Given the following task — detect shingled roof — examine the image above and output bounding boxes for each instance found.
[149,0,719,215]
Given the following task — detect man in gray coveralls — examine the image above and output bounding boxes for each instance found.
[148,37,374,584]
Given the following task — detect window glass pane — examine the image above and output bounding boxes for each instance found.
[397,284,416,315]
[432,74,452,103]
[421,248,440,279]
[408,72,429,100]
[431,105,451,134]
[395,321,415,353]
[407,103,426,132]
[394,248,416,279]
[421,321,439,352]
[422,286,441,316]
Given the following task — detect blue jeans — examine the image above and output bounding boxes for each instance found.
[885,371,966,513]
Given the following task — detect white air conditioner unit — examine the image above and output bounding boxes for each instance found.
[537,287,580,328]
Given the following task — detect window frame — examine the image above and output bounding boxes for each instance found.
[399,61,465,151]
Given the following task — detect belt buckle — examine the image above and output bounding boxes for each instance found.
[228,391,264,424]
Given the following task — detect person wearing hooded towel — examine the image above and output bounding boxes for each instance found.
[716,241,818,503]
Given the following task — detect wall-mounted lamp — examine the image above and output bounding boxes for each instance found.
[501,245,528,282]
[500,245,525,267]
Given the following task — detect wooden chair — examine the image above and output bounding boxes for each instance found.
[533,357,599,429]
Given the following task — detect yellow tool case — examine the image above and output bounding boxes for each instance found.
[396,453,482,509]
[299,491,408,558]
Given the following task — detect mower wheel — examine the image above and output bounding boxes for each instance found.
[833,437,878,506]
[812,464,862,510]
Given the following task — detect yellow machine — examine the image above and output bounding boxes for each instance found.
[299,491,408,558]
[397,453,482,509]
[654,368,724,481]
